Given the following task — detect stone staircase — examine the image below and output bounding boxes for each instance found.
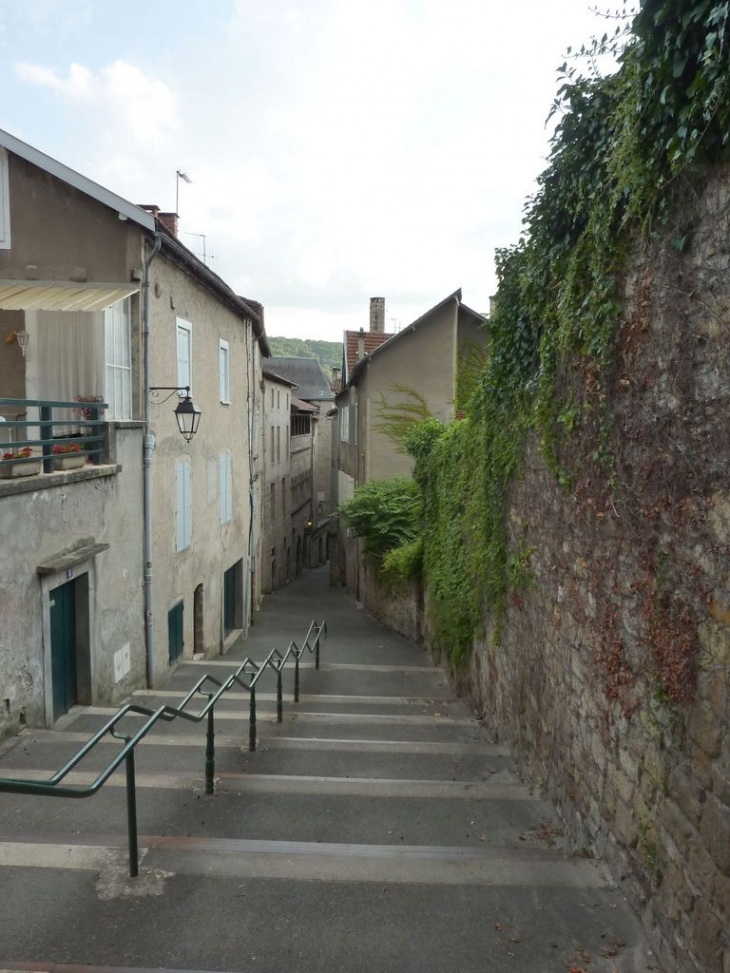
[0,569,662,973]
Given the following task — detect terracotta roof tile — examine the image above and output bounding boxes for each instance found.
[345,330,392,376]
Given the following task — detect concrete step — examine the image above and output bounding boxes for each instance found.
[0,841,658,973]
[0,733,513,782]
[59,708,486,744]
[0,779,562,848]
[128,688,468,718]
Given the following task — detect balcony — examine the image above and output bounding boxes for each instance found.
[0,397,112,493]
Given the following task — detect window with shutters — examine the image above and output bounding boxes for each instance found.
[220,452,232,524]
[0,148,10,250]
[219,339,230,404]
[176,459,192,552]
[176,318,193,392]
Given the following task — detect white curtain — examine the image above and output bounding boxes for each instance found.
[35,309,104,404]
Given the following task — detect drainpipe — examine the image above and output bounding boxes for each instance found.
[142,233,162,689]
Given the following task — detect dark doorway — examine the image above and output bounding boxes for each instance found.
[168,601,184,664]
[194,584,204,656]
[50,579,77,721]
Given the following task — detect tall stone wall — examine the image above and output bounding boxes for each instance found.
[361,170,730,973]
[464,171,730,973]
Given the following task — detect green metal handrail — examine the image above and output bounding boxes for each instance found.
[0,619,327,877]
[0,397,108,471]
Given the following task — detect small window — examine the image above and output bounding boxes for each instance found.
[270,388,274,408]
[176,459,192,551]
[176,318,193,392]
[219,339,230,404]
[270,481,275,511]
[282,476,286,516]
[0,148,10,250]
[270,425,275,463]
[276,425,280,462]
[340,405,349,443]
[220,452,232,524]
[277,389,281,408]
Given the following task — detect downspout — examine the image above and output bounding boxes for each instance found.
[142,233,162,688]
[246,324,255,630]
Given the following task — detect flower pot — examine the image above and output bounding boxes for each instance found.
[55,454,86,471]
[0,460,42,479]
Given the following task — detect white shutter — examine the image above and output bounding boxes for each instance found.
[0,149,10,250]
[219,340,230,403]
[176,320,192,390]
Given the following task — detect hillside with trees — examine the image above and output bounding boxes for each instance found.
[268,337,341,376]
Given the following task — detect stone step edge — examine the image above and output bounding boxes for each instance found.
[0,835,610,889]
[3,768,531,800]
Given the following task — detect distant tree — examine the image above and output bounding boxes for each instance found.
[268,337,342,376]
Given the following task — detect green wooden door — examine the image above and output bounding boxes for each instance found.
[168,601,184,664]
[50,580,77,721]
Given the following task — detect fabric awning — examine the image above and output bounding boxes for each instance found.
[0,280,139,312]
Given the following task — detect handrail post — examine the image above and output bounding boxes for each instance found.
[125,747,139,878]
[277,668,283,723]
[294,652,300,703]
[39,405,53,473]
[205,706,215,794]
[249,685,257,752]
[315,626,321,671]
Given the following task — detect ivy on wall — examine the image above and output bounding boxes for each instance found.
[401,1,730,688]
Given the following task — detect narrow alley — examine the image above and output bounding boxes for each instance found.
[0,568,661,973]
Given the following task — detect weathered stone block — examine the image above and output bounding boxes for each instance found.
[663,799,698,857]
[701,798,730,875]
[669,767,705,827]
[691,898,725,973]
[688,839,718,896]
[615,798,638,847]
[689,704,722,758]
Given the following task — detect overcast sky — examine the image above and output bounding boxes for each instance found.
[1,0,610,340]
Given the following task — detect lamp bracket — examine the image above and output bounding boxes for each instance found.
[149,385,190,405]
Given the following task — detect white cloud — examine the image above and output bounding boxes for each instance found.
[16,59,178,148]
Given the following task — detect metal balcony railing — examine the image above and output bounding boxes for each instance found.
[0,619,327,877]
[0,397,108,475]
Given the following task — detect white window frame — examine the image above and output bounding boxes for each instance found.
[340,405,350,443]
[219,452,232,524]
[176,318,193,393]
[219,339,230,404]
[104,298,132,419]
[0,148,10,250]
[176,459,192,552]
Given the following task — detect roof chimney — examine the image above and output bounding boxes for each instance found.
[137,205,179,238]
[157,212,179,237]
[357,327,365,359]
[369,296,385,333]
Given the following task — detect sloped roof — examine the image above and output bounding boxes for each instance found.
[344,329,392,379]
[342,288,488,393]
[0,127,155,230]
[263,368,298,388]
[268,357,334,401]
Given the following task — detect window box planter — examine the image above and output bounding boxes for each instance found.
[54,454,86,471]
[0,459,42,479]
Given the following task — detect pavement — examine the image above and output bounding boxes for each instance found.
[0,566,663,973]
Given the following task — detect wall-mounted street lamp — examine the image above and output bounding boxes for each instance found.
[149,386,201,442]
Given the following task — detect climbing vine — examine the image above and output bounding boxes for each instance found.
[405,0,729,684]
